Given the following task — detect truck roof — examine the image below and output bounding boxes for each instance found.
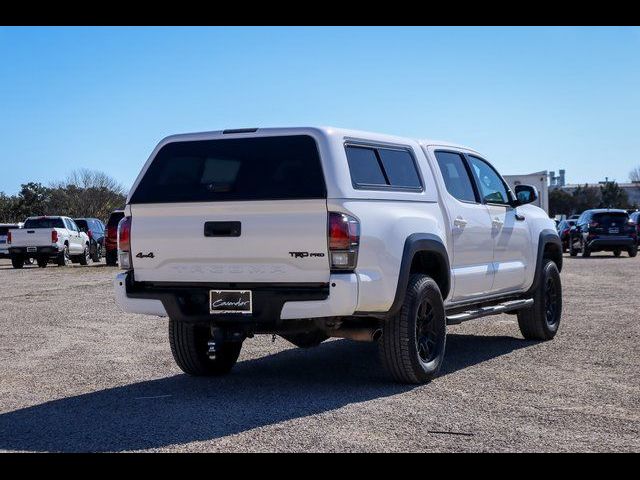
[157,126,478,153]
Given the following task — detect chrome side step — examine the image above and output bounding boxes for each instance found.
[446,298,534,325]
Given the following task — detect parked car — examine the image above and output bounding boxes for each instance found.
[0,223,23,259]
[557,219,576,252]
[113,127,563,384]
[630,211,640,245]
[7,216,90,268]
[569,209,637,257]
[74,218,106,262]
[105,210,125,266]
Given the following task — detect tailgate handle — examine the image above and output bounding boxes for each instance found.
[204,221,241,237]
[27,230,35,233]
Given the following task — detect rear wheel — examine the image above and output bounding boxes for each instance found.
[568,237,578,257]
[581,240,591,258]
[379,274,446,384]
[169,319,242,376]
[57,245,70,267]
[613,249,621,257]
[105,250,117,266]
[11,254,24,269]
[517,260,562,340]
[37,257,48,268]
[629,247,638,258]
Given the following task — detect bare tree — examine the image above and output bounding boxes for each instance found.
[631,166,640,183]
[49,169,127,221]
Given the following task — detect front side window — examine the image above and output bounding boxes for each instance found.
[434,151,477,203]
[467,155,510,205]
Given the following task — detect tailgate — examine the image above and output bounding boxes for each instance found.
[128,134,330,284]
[130,200,329,283]
[10,229,53,247]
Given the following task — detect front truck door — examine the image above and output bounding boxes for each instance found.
[432,150,495,302]
[466,155,532,293]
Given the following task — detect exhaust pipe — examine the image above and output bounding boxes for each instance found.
[327,328,382,342]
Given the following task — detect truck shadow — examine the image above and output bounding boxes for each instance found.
[0,333,535,452]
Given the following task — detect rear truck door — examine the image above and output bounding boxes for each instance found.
[127,134,330,284]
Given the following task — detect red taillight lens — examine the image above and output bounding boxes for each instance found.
[51,230,58,243]
[562,228,569,235]
[589,222,599,228]
[117,217,132,270]
[87,230,93,239]
[7,231,11,244]
[328,212,360,271]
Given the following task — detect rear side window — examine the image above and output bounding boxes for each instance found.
[24,218,65,229]
[345,145,422,190]
[434,151,477,203]
[130,135,326,204]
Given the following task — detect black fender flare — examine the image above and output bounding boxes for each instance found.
[524,229,562,296]
[386,233,450,317]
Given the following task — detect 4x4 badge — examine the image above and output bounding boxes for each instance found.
[136,252,155,259]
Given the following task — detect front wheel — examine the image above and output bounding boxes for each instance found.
[169,320,242,376]
[91,243,101,262]
[57,245,70,267]
[581,240,591,258]
[378,274,446,384]
[78,245,90,265]
[568,237,578,257]
[517,259,562,340]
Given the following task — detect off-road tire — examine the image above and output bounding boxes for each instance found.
[517,260,562,341]
[629,248,637,258]
[378,274,446,384]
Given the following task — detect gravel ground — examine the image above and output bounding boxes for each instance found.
[0,254,639,452]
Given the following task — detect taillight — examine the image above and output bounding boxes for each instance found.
[117,216,132,270]
[589,222,599,228]
[51,230,58,243]
[328,212,359,271]
[7,231,11,244]
[87,230,93,239]
[562,228,569,235]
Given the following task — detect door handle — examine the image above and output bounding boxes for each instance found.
[453,217,468,228]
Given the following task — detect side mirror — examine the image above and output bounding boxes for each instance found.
[514,184,538,205]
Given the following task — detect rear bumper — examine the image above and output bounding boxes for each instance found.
[113,271,358,323]
[8,246,61,256]
[587,237,636,250]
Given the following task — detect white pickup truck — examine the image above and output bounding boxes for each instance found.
[8,216,90,268]
[114,127,563,384]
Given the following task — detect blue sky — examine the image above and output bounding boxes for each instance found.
[1,26,639,194]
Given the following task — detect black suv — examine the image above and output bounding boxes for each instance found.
[74,218,106,262]
[569,209,637,257]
